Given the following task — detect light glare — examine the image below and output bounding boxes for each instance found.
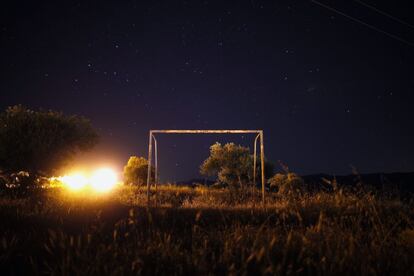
[57,167,118,193]
[90,168,118,193]
[59,173,88,191]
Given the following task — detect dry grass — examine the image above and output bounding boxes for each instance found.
[0,185,413,275]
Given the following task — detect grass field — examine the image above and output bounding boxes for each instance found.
[1,185,414,275]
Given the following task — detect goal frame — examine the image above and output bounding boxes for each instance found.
[146,130,266,205]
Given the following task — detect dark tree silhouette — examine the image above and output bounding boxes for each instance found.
[200,142,273,188]
[0,105,99,182]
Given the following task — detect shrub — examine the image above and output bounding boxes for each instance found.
[268,172,306,195]
[200,142,273,188]
[123,156,154,185]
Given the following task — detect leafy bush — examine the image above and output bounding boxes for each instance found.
[268,172,306,195]
[200,142,273,188]
[123,156,154,185]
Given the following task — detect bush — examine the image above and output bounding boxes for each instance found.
[200,142,273,188]
[123,156,154,185]
[268,172,306,195]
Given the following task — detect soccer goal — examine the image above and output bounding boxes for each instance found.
[146,130,266,205]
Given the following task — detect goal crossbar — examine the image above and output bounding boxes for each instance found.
[146,129,266,205]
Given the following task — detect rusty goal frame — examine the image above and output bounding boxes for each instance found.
[146,130,266,205]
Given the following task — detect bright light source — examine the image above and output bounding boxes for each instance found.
[90,168,118,193]
[56,167,119,194]
[59,173,88,191]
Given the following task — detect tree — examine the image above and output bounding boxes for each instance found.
[123,156,154,185]
[201,142,274,188]
[0,105,99,180]
[200,143,253,187]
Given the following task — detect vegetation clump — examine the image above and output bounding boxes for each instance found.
[123,156,153,186]
[200,142,273,188]
[200,142,253,187]
[268,172,306,195]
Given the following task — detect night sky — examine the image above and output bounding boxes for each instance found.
[1,0,414,182]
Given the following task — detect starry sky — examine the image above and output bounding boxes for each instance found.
[1,0,414,181]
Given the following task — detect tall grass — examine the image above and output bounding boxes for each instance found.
[0,185,413,275]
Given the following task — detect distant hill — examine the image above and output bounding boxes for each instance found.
[177,172,414,193]
[303,172,414,193]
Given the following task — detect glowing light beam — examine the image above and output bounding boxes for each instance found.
[57,167,119,193]
[90,168,118,193]
[59,173,88,191]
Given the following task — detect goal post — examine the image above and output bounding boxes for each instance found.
[146,130,266,205]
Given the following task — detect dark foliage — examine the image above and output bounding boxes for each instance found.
[0,105,98,179]
[200,142,273,187]
[123,156,154,185]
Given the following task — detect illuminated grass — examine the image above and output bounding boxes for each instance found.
[0,185,413,274]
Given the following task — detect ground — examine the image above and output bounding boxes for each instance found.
[1,185,413,275]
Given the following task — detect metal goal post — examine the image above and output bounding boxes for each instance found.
[146,130,266,205]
